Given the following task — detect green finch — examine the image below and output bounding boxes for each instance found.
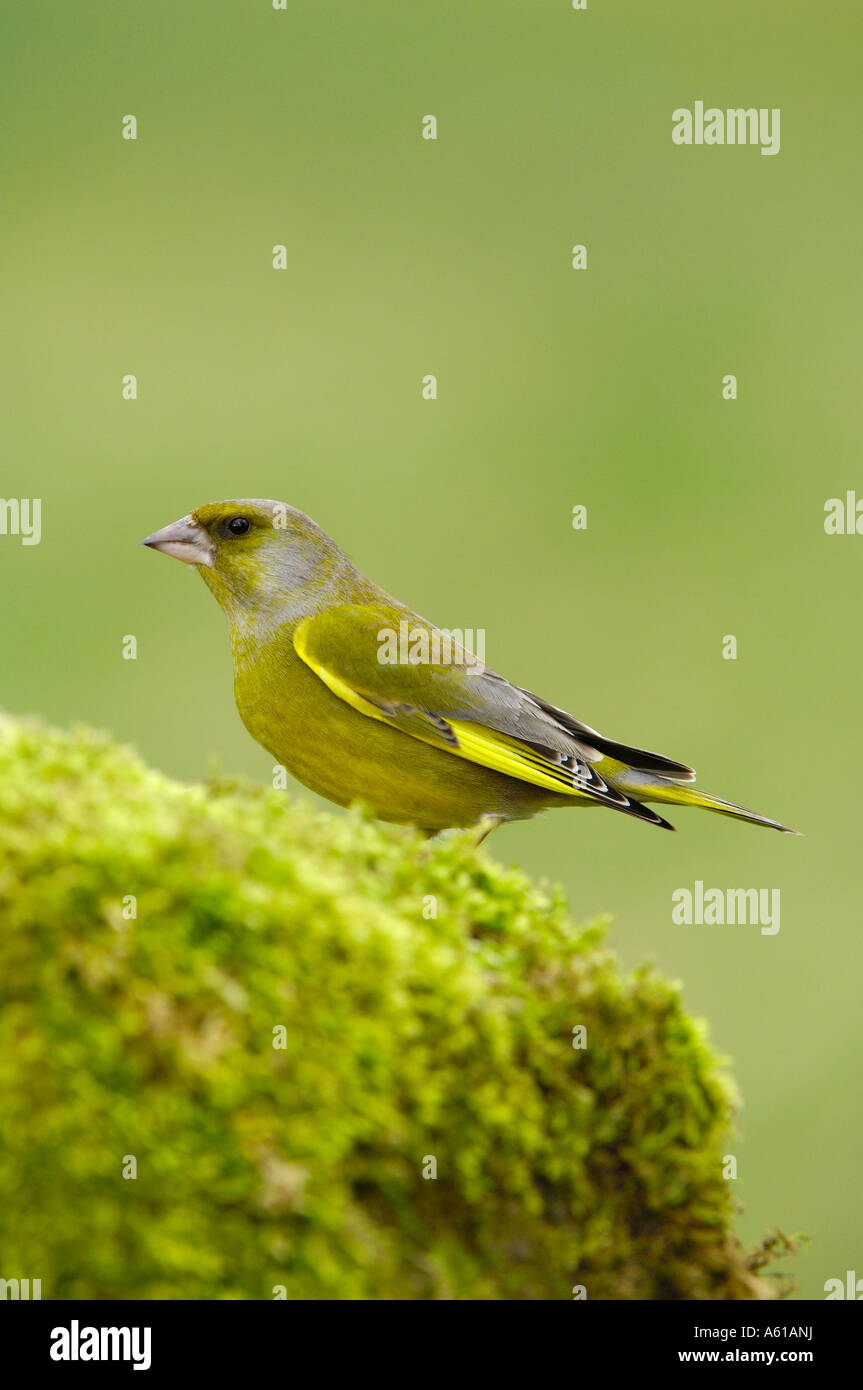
[142,500,797,838]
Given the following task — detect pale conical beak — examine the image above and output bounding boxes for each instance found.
[140,516,215,568]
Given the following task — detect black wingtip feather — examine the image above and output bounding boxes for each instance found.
[525,692,696,782]
[619,799,676,831]
[596,740,696,782]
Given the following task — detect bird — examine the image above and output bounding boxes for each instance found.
[142,499,798,841]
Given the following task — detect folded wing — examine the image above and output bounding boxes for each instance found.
[293,605,686,828]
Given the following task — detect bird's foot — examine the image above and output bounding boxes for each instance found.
[472,814,505,847]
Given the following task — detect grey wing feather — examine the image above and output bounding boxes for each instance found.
[455,667,696,782]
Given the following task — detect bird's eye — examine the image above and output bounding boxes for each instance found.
[227,516,251,536]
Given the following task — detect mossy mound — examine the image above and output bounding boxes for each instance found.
[0,717,775,1299]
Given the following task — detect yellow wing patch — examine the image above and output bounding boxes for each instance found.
[448,722,595,798]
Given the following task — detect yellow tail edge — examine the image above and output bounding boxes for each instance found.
[643,781,800,834]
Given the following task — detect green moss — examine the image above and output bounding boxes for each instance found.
[0,716,781,1299]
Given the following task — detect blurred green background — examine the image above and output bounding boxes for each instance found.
[2,1,860,1299]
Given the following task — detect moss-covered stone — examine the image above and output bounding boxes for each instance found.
[0,716,779,1299]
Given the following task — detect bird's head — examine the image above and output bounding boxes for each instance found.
[141,499,356,625]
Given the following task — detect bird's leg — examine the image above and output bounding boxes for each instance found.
[418,817,505,858]
[473,814,505,846]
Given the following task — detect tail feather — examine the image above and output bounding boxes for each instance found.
[627,778,799,834]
